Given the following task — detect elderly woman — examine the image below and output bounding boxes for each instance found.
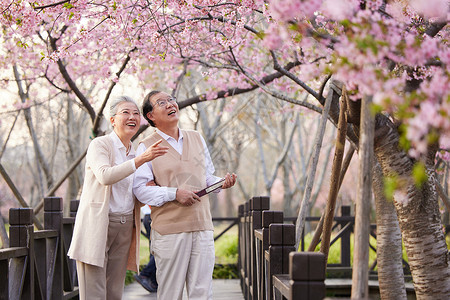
[68,96,168,300]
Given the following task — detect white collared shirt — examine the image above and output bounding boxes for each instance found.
[133,128,221,207]
[109,131,136,214]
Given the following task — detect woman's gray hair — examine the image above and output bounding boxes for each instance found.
[109,95,139,118]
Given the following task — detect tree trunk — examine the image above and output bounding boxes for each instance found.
[14,65,54,191]
[373,162,407,300]
[374,117,450,299]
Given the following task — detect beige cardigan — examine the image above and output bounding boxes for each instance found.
[67,134,141,271]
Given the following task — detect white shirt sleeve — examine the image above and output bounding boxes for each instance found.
[132,143,177,207]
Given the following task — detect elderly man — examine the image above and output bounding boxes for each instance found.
[133,90,236,300]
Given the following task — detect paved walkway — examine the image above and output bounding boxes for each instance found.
[123,279,244,300]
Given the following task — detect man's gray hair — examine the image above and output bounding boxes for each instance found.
[109,95,139,118]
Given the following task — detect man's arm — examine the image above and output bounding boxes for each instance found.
[133,143,176,207]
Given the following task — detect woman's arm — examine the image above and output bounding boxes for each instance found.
[87,138,136,185]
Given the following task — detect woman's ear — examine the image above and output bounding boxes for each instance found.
[110,116,115,127]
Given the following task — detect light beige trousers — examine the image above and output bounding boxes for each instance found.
[76,214,133,300]
[151,230,215,300]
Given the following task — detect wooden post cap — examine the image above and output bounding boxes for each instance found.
[44,197,63,211]
[9,208,33,225]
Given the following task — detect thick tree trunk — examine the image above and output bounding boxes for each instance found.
[374,117,450,299]
[373,162,407,300]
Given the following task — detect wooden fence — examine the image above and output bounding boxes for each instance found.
[1,195,431,299]
[237,196,416,300]
[0,198,240,300]
[0,197,78,300]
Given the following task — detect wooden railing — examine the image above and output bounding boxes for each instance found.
[0,197,78,300]
[3,195,431,299]
[237,196,415,300]
[0,198,239,300]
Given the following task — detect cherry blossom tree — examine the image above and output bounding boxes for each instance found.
[1,0,449,298]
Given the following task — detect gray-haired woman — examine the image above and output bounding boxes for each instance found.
[68,96,168,300]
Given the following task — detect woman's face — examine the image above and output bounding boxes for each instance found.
[110,102,141,142]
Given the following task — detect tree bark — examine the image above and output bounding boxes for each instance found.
[373,162,407,300]
[374,116,450,299]
[14,65,54,190]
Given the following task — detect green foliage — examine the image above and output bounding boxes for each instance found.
[301,232,382,270]
[16,40,28,48]
[446,233,450,250]
[213,264,238,279]
[215,234,238,264]
[213,231,238,279]
[398,124,411,151]
[412,161,428,188]
[255,31,266,40]
[355,35,378,55]
[383,175,398,200]
[63,3,74,9]
[370,103,383,115]
[125,270,136,286]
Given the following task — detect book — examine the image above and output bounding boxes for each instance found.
[195,178,225,197]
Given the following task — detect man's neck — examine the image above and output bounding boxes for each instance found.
[157,125,179,140]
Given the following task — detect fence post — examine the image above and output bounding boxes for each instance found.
[340,206,351,267]
[259,211,283,300]
[249,196,270,300]
[9,207,35,300]
[266,224,295,300]
[69,199,79,218]
[65,200,79,295]
[289,252,326,299]
[244,201,250,300]
[44,197,64,299]
[238,203,245,296]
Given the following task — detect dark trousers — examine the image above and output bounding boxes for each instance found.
[142,214,157,286]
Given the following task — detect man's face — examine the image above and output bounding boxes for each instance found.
[147,92,179,127]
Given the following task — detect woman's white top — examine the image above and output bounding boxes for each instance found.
[109,131,136,214]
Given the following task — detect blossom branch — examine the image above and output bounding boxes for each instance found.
[177,60,305,109]
[228,47,323,115]
[270,50,325,105]
[92,48,137,136]
[48,34,96,122]
[33,0,71,10]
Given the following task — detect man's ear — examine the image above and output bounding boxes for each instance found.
[147,112,155,122]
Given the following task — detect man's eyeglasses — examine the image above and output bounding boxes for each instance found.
[155,97,177,107]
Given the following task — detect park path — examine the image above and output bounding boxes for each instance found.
[123,279,244,299]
